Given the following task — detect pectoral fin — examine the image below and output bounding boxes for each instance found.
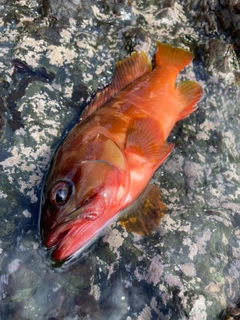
[124,116,174,165]
[119,184,167,236]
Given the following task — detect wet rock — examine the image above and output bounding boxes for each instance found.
[37,0,51,17]
[101,0,133,16]
[0,0,240,319]
[47,0,95,22]
[222,307,240,320]
[120,26,151,53]
[48,0,133,19]
[0,97,6,141]
[0,113,4,140]
[74,294,103,320]
[199,39,239,83]
[184,0,240,57]
[216,7,232,31]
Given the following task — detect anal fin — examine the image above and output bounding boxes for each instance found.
[119,184,167,236]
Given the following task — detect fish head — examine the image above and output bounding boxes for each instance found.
[40,139,129,262]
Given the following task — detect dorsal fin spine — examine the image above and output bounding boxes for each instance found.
[80,51,152,122]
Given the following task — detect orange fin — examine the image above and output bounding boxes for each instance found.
[154,41,194,72]
[119,184,167,236]
[124,116,174,164]
[80,51,152,122]
[177,80,204,121]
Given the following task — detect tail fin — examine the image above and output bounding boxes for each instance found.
[154,41,194,72]
[177,80,204,121]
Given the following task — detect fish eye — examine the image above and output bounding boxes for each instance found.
[56,188,68,204]
[48,181,72,206]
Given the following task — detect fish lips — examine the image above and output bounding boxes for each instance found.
[41,203,105,261]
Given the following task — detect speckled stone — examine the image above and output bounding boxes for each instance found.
[184,0,240,56]
[0,0,240,319]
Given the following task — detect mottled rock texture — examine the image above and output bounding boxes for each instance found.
[184,0,240,55]
[0,0,239,319]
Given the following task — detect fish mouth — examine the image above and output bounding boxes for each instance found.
[43,218,84,261]
[45,225,88,262]
[42,206,103,262]
[41,194,113,261]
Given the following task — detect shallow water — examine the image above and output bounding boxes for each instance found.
[0,1,240,319]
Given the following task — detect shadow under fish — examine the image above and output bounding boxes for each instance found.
[39,41,204,264]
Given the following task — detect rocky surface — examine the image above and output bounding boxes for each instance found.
[0,0,240,319]
[184,0,240,55]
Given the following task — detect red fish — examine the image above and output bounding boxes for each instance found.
[40,42,203,261]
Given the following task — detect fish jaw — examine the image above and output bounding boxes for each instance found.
[47,219,107,261]
[42,197,119,261]
[50,224,91,261]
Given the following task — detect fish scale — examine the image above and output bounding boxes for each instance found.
[40,41,203,262]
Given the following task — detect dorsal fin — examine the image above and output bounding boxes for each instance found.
[119,184,167,236]
[80,51,152,122]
